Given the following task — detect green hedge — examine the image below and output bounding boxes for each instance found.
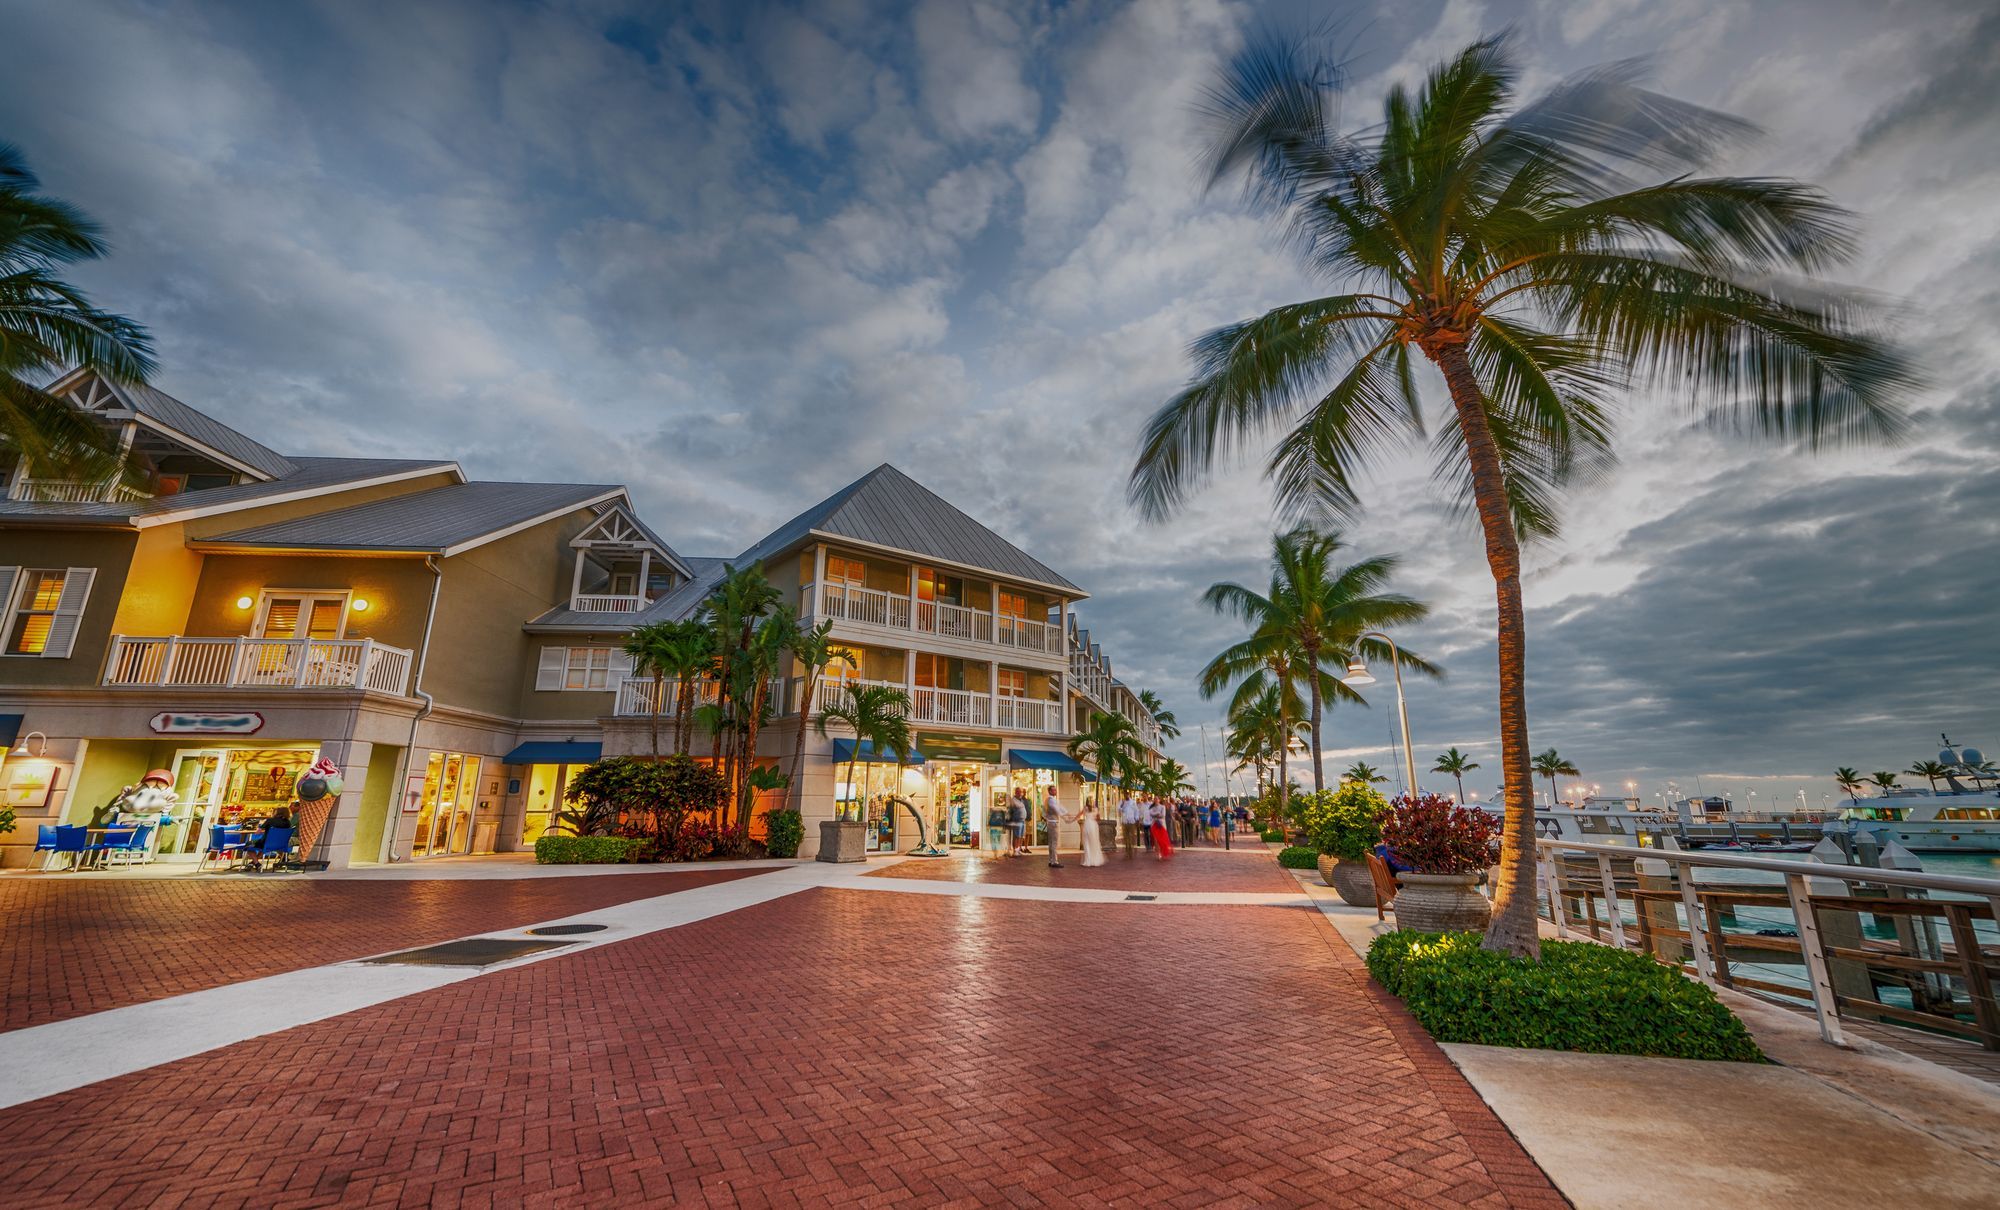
[1276,845,1319,869]
[534,835,638,865]
[1260,828,1287,843]
[762,808,805,859]
[1366,931,1763,1062]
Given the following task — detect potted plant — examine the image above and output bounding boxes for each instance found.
[1298,783,1390,906]
[1379,793,1499,932]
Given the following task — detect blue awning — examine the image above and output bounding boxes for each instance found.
[831,739,925,766]
[502,741,602,766]
[0,715,21,748]
[1010,748,1087,775]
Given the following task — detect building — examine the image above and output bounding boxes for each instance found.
[1,374,1163,867]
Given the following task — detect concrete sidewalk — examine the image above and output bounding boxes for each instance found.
[1290,868,2000,1208]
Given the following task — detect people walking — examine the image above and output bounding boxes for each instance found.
[1221,803,1236,850]
[1079,798,1105,867]
[1044,787,1067,867]
[986,798,1009,855]
[1007,787,1030,857]
[1148,797,1174,860]
[1118,791,1140,856]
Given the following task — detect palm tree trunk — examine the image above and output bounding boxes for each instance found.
[1455,773,1465,803]
[1434,340,1539,959]
[648,663,663,761]
[790,671,817,815]
[1305,644,1325,792]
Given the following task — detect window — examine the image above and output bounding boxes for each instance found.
[997,668,1027,698]
[565,647,613,690]
[5,570,65,654]
[535,645,633,692]
[827,555,865,585]
[256,592,347,640]
[998,591,1027,617]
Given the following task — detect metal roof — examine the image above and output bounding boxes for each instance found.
[735,464,1082,593]
[117,381,298,479]
[525,555,730,628]
[0,457,458,528]
[202,480,624,554]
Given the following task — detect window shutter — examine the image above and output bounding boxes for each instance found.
[0,567,16,621]
[535,646,567,691]
[609,649,634,692]
[42,568,96,659]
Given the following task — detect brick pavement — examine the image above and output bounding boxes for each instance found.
[0,872,1563,1207]
[866,847,1298,893]
[0,868,768,1032]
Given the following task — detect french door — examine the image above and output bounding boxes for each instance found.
[411,752,482,857]
[161,749,229,859]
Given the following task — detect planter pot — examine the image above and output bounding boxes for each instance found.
[1392,872,1491,933]
[1317,854,1377,907]
[816,819,868,864]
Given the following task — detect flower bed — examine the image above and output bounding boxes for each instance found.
[1366,931,1764,1062]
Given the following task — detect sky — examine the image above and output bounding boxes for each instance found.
[4,0,1996,809]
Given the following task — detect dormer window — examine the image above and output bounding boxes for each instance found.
[568,502,685,613]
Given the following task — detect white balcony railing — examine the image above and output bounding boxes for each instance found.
[103,636,412,694]
[570,593,646,613]
[804,582,1065,656]
[614,677,787,718]
[10,477,150,503]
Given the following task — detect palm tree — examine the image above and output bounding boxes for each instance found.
[0,144,155,482]
[1154,758,1195,799]
[622,621,682,759]
[786,620,852,815]
[1904,760,1949,794]
[1069,711,1144,802]
[1531,748,1580,807]
[1342,761,1388,786]
[1433,748,1480,803]
[1225,685,1285,803]
[1833,766,1865,802]
[1137,689,1182,741]
[655,620,715,757]
[1127,36,1914,957]
[1203,527,1434,792]
[815,682,913,823]
[700,564,784,833]
[1868,771,1900,793]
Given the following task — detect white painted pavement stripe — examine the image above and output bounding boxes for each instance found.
[840,878,1309,906]
[0,861,877,1111]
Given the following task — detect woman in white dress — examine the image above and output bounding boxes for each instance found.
[1079,797,1106,867]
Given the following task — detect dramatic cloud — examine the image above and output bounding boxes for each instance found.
[4,0,1995,803]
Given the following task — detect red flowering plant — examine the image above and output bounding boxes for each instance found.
[1378,793,1499,875]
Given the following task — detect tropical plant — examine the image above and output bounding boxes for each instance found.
[1904,760,1949,794]
[622,620,682,759]
[762,807,805,858]
[1868,771,1900,792]
[1297,781,1391,860]
[1380,793,1500,875]
[650,619,714,757]
[560,755,726,850]
[1277,845,1320,869]
[1531,748,1580,807]
[1153,757,1195,798]
[1203,527,1434,792]
[1432,748,1481,803]
[1833,767,1865,802]
[0,143,155,482]
[1137,689,1182,740]
[786,621,851,814]
[1069,710,1144,799]
[1128,34,1914,956]
[1342,760,1388,786]
[815,682,913,822]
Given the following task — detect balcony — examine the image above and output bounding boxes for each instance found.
[103,636,414,694]
[9,477,150,504]
[803,582,1065,656]
[570,593,646,613]
[613,675,1067,736]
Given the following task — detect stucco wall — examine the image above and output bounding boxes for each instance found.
[0,528,138,687]
[184,553,435,650]
[422,509,594,717]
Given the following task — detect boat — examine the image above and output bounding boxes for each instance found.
[1828,737,2000,854]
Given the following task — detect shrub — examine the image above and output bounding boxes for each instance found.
[1379,793,1498,874]
[762,808,805,858]
[534,835,637,864]
[1366,931,1764,1062]
[565,756,729,853]
[1276,845,1319,869]
[1259,828,1287,843]
[1297,783,1391,860]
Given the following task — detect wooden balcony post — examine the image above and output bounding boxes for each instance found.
[229,636,247,686]
[812,544,827,620]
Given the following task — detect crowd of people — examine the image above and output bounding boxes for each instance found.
[988,786,1254,869]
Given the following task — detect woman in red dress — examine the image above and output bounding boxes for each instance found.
[1148,796,1174,860]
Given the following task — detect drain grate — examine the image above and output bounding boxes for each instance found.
[529,923,608,936]
[1124,894,1157,902]
[365,938,575,967]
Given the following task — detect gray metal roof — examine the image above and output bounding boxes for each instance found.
[0,457,456,527]
[203,480,623,553]
[117,381,298,479]
[527,556,731,629]
[735,464,1082,593]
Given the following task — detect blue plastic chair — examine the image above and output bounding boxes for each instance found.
[104,823,155,868]
[201,825,246,871]
[52,825,88,871]
[34,824,60,870]
[249,825,294,871]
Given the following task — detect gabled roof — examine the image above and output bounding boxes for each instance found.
[570,501,691,578]
[46,368,297,480]
[527,555,731,630]
[736,464,1083,594]
[197,481,625,556]
[0,457,459,528]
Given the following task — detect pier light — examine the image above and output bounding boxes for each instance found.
[1339,659,1375,686]
[1342,634,1416,797]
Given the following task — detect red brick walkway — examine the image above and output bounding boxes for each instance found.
[0,868,767,1031]
[0,873,1562,1207]
[866,847,1298,893]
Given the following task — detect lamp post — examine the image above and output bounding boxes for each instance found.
[1340,631,1417,799]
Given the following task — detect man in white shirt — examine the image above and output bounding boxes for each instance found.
[1117,793,1141,856]
[1043,787,1066,867]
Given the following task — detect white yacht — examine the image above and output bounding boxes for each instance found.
[1833,738,2000,854]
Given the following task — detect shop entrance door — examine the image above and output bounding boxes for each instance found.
[160,748,229,858]
[412,752,481,857]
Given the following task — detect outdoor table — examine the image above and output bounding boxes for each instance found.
[81,827,136,870]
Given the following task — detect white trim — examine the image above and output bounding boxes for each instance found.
[438,490,625,557]
[252,588,353,640]
[122,411,271,481]
[133,463,463,529]
[804,529,1086,601]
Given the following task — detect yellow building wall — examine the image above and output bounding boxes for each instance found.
[185,554,435,650]
[112,523,203,635]
[424,509,595,717]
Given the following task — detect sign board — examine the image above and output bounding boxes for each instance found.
[150,711,263,735]
[915,731,1003,763]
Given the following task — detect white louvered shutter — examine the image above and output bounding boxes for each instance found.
[608,649,634,694]
[0,568,17,626]
[536,646,567,691]
[42,568,96,659]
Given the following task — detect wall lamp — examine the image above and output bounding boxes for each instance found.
[11,730,48,758]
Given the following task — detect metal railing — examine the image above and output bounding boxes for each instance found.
[570,593,645,613]
[804,582,1064,655]
[614,677,790,718]
[1534,837,2000,1050]
[103,635,413,694]
[10,477,150,503]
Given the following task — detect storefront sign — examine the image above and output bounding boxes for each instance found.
[149,711,264,735]
[915,731,1003,763]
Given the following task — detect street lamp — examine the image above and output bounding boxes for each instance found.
[1340,631,1417,798]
